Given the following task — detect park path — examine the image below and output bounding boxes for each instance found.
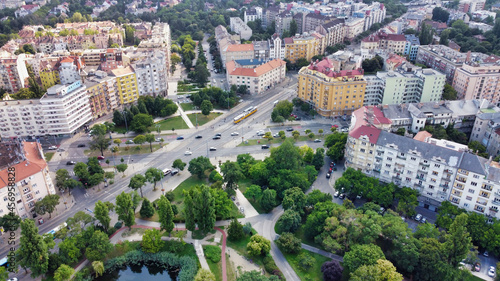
[176,102,195,129]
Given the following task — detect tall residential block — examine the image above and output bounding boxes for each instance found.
[284,33,321,64]
[110,66,139,104]
[453,62,500,106]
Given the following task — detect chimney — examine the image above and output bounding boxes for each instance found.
[466,51,471,63]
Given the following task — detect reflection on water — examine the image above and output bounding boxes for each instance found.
[95,263,179,281]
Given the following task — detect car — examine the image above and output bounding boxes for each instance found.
[171,169,179,176]
[126,140,134,144]
[155,138,163,142]
[286,127,294,132]
[231,196,236,201]
[7,278,18,281]
[295,117,301,121]
[163,169,172,176]
[195,135,203,139]
[256,131,265,136]
[213,135,221,140]
[240,207,245,213]
[326,173,331,179]
[176,136,184,140]
[273,133,280,138]
[220,79,223,82]
[329,167,333,172]
[489,266,495,277]
[314,139,321,142]
[215,133,222,137]
[261,145,270,149]
[420,217,427,224]
[415,214,422,221]
[230,132,239,136]
[484,251,489,257]
[66,161,76,165]
[97,156,105,160]
[356,194,362,199]
[339,193,346,199]
[474,262,481,272]
[379,207,386,214]
[332,125,339,128]
[184,151,193,155]
[334,191,340,197]
[104,182,108,187]
[77,144,86,147]
[341,127,349,133]
[330,162,335,167]
[48,146,57,150]
[209,147,217,151]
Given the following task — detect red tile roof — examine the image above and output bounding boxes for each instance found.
[414,131,432,142]
[308,57,364,78]
[283,37,294,44]
[352,106,391,130]
[227,59,286,77]
[0,142,48,189]
[349,125,382,144]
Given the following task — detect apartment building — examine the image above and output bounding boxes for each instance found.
[138,23,171,73]
[297,58,367,117]
[39,60,61,89]
[99,48,125,71]
[364,62,445,105]
[459,0,485,13]
[40,81,92,135]
[230,17,253,40]
[275,11,293,37]
[284,33,321,64]
[223,44,254,66]
[269,34,286,60]
[110,66,139,104]
[253,41,270,61]
[361,32,406,54]
[226,59,286,95]
[15,4,40,18]
[132,50,168,97]
[452,62,500,105]
[352,2,386,31]
[0,141,56,219]
[470,111,500,156]
[84,70,119,118]
[315,18,345,48]
[244,7,263,24]
[403,35,420,61]
[0,55,29,94]
[293,13,304,34]
[58,56,83,85]
[303,13,332,33]
[264,6,282,28]
[344,17,365,41]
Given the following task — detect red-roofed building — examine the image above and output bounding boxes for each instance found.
[226,59,286,94]
[361,31,406,54]
[223,44,254,65]
[15,4,40,18]
[0,141,56,219]
[351,106,392,133]
[298,57,367,117]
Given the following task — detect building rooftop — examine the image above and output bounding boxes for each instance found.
[307,57,364,78]
[110,66,134,77]
[226,44,254,52]
[352,106,392,130]
[349,125,382,144]
[227,58,285,77]
[459,153,487,175]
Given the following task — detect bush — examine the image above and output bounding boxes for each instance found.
[276,233,302,254]
[204,245,221,263]
[263,255,279,273]
[242,222,252,235]
[297,253,315,271]
[166,191,175,202]
[209,170,223,182]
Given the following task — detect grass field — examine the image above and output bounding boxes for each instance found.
[177,83,197,93]
[280,248,331,281]
[188,112,222,126]
[181,103,195,111]
[44,152,54,161]
[152,116,189,131]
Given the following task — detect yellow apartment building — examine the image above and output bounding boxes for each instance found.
[110,66,139,104]
[297,57,367,117]
[284,34,320,64]
[39,60,60,89]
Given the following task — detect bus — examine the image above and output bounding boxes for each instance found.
[273,100,279,107]
[0,256,7,267]
[234,107,258,124]
[47,222,67,239]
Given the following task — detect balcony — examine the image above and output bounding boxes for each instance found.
[420,162,430,167]
[492,200,500,206]
[440,184,449,189]
[438,190,448,196]
[394,168,403,173]
[416,175,426,180]
[490,207,499,212]
[397,154,407,160]
[444,169,452,174]
[456,178,466,183]
[442,176,452,181]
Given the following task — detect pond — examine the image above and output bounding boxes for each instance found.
[95,263,179,281]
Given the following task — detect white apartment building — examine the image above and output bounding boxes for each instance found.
[138,23,171,74]
[470,111,500,156]
[269,35,285,60]
[58,57,81,85]
[315,18,345,48]
[132,50,168,97]
[0,99,46,138]
[230,17,253,40]
[344,17,365,41]
[244,7,263,24]
[226,59,286,95]
[40,81,92,135]
[0,141,56,219]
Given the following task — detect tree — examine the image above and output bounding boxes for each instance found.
[130,113,153,133]
[271,100,294,122]
[0,212,21,231]
[195,268,216,281]
[325,132,348,162]
[350,259,403,281]
[173,159,187,171]
[443,83,458,100]
[276,232,301,253]
[292,130,300,140]
[17,219,49,277]
[55,169,70,190]
[415,238,449,281]
[419,22,434,45]
[343,244,385,273]
[188,156,215,179]
[211,188,233,219]
[133,135,146,148]
[116,192,135,229]
[90,133,111,157]
[116,163,128,175]
[440,29,450,46]
[145,133,155,152]
[444,213,473,267]
[261,189,277,213]
[228,218,244,241]
[140,198,155,218]
[312,148,325,170]
[54,264,74,281]
[92,261,104,278]
[244,185,262,201]
[276,210,301,233]
[145,167,163,191]
[142,228,163,253]
[201,100,213,116]
[86,230,112,261]
[321,260,343,281]
[94,201,111,232]
[432,7,450,23]
[128,174,147,197]
[297,252,316,271]
[195,185,216,234]
[236,271,280,281]
[157,195,175,235]
[113,110,124,126]
[282,187,306,215]
[395,187,419,217]
[34,194,60,218]
[59,237,81,265]
[184,192,196,231]
[247,234,271,256]
[221,161,244,190]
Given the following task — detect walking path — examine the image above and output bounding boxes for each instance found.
[176,102,195,129]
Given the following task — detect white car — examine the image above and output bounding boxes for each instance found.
[230,132,239,136]
[488,266,495,277]
[48,146,57,150]
[415,214,422,221]
[184,151,193,155]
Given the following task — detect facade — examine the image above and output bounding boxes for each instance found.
[58,56,83,85]
[344,18,365,41]
[297,58,367,117]
[253,41,270,61]
[0,99,46,138]
[244,7,263,24]
[226,59,286,95]
[284,34,321,64]
[138,23,171,74]
[229,17,253,40]
[132,50,168,97]
[361,32,406,54]
[223,44,254,66]
[364,62,445,106]
[84,70,119,118]
[404,34,420,61]
[459,0,486,13]
[303,13,332,33]
[0,55,29,93]
[352,2,386,31]
[0,141,56,219]
[264,6,282,28]
[40,81,92,135]
[452,62,500,105]
[269,34,286,60]
[15,4,40,18]
[39,60,61,89]
[275,11,293,37]
[110,66,139,104]
[469,111,500,156]
[316,18,345,48]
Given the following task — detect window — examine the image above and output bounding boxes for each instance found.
[468,189,475,194]
[411,157,416,161]
[434,164,440,168]
[385,164,391,168]
[473,175,480,179]
[387,157,392,161]
[471,182,478,186]
[466,196,472,201]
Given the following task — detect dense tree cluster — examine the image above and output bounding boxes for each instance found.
[422,123,468,144]
[271,100,294,122]
[190,86,239,109]
[432,7,450,23]
[362,55,384,73]
[73,157,105,188]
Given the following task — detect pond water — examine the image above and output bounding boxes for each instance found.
[95,263,179,281]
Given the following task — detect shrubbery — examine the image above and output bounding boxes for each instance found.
[204,245,221,263]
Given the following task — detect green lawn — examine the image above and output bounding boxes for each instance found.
[237,135,324,147]
[467,276,485,281]
[177,83,197,92]
[205,246,223,281]
[152,116,189,131]
[188,112,222,126]
[181,103,195,111]
[280,248,331,281]
[44,152,54,161]
[85,144,164,157]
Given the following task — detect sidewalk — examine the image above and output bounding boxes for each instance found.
[176,102,195,129]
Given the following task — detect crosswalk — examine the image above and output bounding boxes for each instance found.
[84,193,89,198]
[69,171,75,176]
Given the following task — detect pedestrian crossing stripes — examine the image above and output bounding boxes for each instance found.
[84,193,89,198]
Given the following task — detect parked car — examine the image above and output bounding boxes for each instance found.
[420,217,427,224]
[66,161,76,165]
[488,266,495,277]
[155,138,163,142]
[314,139,321,142]
[97,156,105,160]
[339,193,346,199]
[261,145,270,149]
[286,127,294,132]
[474,262,481,272]
[334,191,340,197]
[215,133,222,137]
[163,169,171,176]
[48,146,57,150]
[171,169,179,176]
[415,214,423,222]
[77,144,86,147]
[195,135,203,139]
[484,251,489,257]
[332,125,339,128]
[176,136,184,140]
[231,132,239,136]
[125,140,134,144]
[184,151,193,155]
[326,173,331,179]
[379,207,386,214]
[209,147,217,151]
[295,117,301,121]
[213,135,221,140]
